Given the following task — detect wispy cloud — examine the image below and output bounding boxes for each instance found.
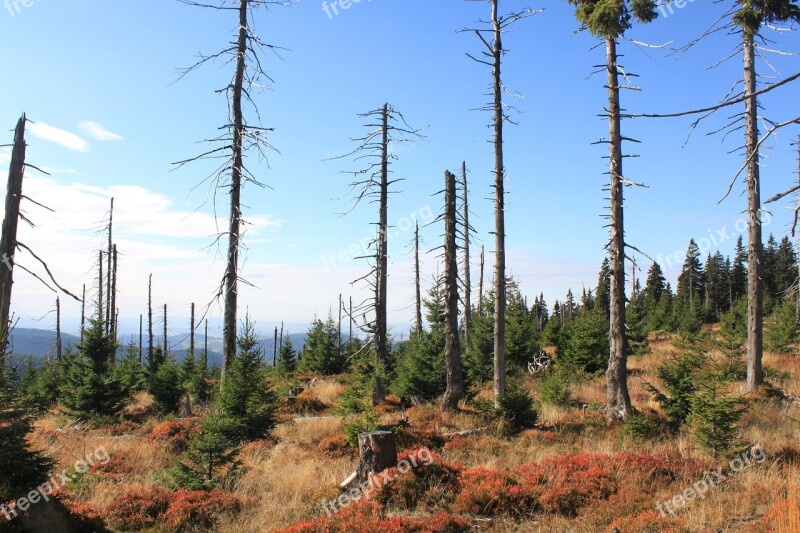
[27,122,89,152]
[0,147,10,165]
[78,121,123,141]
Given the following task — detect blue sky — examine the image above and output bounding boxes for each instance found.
[0,0,798,339]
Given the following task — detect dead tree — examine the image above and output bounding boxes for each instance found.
[148,274,155,374]
[478,244,485,313]
[80,284,86,343]
[110,244,118,342]
[174,0,291,382]
[338,293,343,360]
[106,198,113,336]
[0,115,78,363]
[55,297,62,360]
[638,2,800,394]
[98,251,104,324]
[163,303,169,358]
[463,0,535,406]
[441,170,464,411]
[461,161,472,348]
[333,103,421,405]
[204,319,209,370]
[272,326,278,367]
[413,221,423,336]
[190,302,196,357]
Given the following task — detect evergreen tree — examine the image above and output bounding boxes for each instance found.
[676,239,704,309]
[505,282,541,370]
[218,318,279,441]
[642,262,668,331]
[703,252,729,322]
[115,340,147,394]
[644,350,707,430]
[297,314,344,375]
[731,235,748,303]
[60,317,126,418]
[596,258,611,319]
[0,370,55,504]
[766,298,798,353]
[150,355,182,415]
[689,370,747,459]
[179,348,209,406]
[557,308,610,375]
[170,412,242,490]
[19,357,61,413]
[276,333,298,374]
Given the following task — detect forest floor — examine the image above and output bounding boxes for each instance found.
[23,333,800,532]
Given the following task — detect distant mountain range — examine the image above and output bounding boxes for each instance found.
[3,328,313,368]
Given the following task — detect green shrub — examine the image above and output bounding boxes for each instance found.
[540,373,571,407]
[689,371,747,459]
[644,350,707,430]
[621,412,661,440]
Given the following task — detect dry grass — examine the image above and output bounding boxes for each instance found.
[308,379,346,406]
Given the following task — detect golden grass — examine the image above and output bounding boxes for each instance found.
[308,379,346,406]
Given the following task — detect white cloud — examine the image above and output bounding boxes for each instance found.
[78,121,123,141]
[27,122,89,152]
[0,147,10,165]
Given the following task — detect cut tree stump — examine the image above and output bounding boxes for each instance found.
[342,430,397,490]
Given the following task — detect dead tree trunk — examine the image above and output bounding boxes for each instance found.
[203,319,208,371]
[79,285,86,345]
[605,37,633,420]
[106,198,113,336]
[414,221,423,336]
[110,244,118,349]
[345,431,397,490]
[55,297,62,360]
[0,116,26,363]
[190,302,195,357]
[461,161,472,348]
[148,274,154,374]
[338,293,343,360]
[273,326,278,368]
[796,139,800,325]
[163,303,169,358]
[220,0,250,382]
[491,0,507,406]
[98,251,104,324]
[479,245,485,313]
[373,103,390,406]
[744,31,764,393]
[442,170,464,412]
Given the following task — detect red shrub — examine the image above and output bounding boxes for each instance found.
[148,419,199,453]
[105,485,171,530]
[396,428,446,450]
[372,449,461,511]
[57,497,108,532]
[318,434,353,459]
[608,510,691,532]
[453,466,539,517]
[162,490,242,531]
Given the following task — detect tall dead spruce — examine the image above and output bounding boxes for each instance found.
[440,170,464,411]
[335,104,420,406]
[0,114,79,367]
[463,0,535,406]
[174,0,291,381]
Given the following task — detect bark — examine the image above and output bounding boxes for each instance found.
[273,326,278,368]
[461,161,472,348]
[347,431,397,490]
[605,37,633,420]
[479,245,485,313]
[442,170,464,412]
[55,297,62,360]
[163,303,169,357]
[373,103,389,406]
[414,221,423,336]
[106,198,113,336]
[110,244,118,348]
[491,0,507,406]
[80,284,85,344]
[338,293,343,359]
[222,0,249,381]
[148,274,154,374]
[98,251,104,324]
[190,302,195,357]
[796,138,800,325]
[744,31,764,392]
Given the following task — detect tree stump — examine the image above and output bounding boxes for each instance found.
[343,431,397,490]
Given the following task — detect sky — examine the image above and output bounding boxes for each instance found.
[0,0,798,340]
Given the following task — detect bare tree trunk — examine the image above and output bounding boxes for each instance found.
[204,319,208,371]
[373,103,390,406]
[0,115,26,364]
[461,161,472,348]
[479,244,485,313]
[349,296,353,341]
[110,244,118,351]
[190,302,195,357]
[139,314,143,364]
[106,199,113,336]
[442,170,464,411]
[273,326,278,368]
[148,274,154,374]
[80,284,86,344]
[338,293,343,360]
[163,303,169,358]
[280,321,284,350]
[98,251,104,324]
[414,221,423,336]
[55,297,62,360]
[221,0,249,382]
[744,31,763,393]
[796,138,800,325]
[491,0,507,406]
[605,37,633,421]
